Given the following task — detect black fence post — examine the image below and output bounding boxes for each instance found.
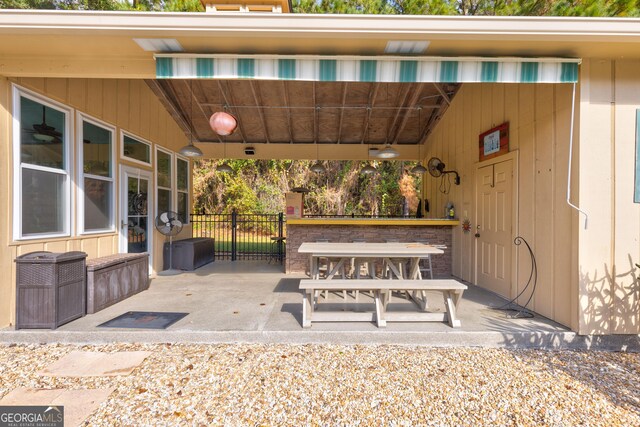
[231,210,237,261]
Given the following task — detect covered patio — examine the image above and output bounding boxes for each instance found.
[1,9,639,338]
[0,261,578,348]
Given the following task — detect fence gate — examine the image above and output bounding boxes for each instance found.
[190,212,285,261]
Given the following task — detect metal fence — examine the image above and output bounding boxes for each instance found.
[191,212,285,261]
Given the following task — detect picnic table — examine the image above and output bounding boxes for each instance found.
[297,241,444,280]
[297,242,466,328]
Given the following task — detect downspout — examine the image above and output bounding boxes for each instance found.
[566,82,589,229]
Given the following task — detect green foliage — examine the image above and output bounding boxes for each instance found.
[192,158,421,217]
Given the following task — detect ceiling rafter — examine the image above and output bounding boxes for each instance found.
[216,80,247,143]
[336,82,348,144]
[386,84,414,144]
[419,84,461,144]
[360,83,380,144]
[433,83,451,105]
[392,83,425,145]
[145,80,190,136]
[249,80,270,144]
[188,79,223,143]
[313,82,318,144]
[282,80,293,143]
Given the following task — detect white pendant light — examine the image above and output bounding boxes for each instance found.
[361,144,378,175]
[179,143,203,157]
[376,144,400,159]
[178,80,203,157]
[411,163,427,174]
[361,163,377,175]
[411,142,426,174]
[216,162,233,173]
[309,143,326,174]
[216,142,233,173]
[310,162,327,173]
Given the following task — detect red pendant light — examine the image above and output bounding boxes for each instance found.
[209,111,237,136]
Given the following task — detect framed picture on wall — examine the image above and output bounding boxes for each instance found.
[479,122,509,162]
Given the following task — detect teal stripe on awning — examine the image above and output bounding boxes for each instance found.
[156,57,174,78]
[520,62,539,83]
[481,62,499,82]
[360,60,377,82]
[238,58,255,78]
[439,61,458,82]
[196,58,214,78]
[561,62,579,83]
[155,55,580,84]
[278,59,296,80]
[399,61,418,83]
[319,60,337,81]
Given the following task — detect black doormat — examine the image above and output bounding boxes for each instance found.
[98,311,188,329]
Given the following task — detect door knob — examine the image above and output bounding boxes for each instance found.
[475,225,481,238]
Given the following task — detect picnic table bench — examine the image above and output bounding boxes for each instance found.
[299,279,467,328]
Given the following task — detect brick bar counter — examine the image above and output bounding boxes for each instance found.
[285,218,459,277]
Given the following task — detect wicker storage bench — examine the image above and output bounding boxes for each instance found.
[163,237,214,271]
[15,251,87,329]
[86,253,149,314]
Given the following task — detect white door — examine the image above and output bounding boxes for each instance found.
[476,159,513,297]
[120,166,153,259]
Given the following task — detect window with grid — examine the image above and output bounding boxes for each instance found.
[156,147,173,216]
[80,116,115,232]
[14,90,70,239]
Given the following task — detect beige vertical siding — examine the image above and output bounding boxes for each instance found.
[423,83,578,329]
[579,59,640,335]
[0,77,191,328]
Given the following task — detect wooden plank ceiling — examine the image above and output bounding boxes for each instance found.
[148,79,460,146]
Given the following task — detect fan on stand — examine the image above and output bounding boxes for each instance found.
[155,211,183,276]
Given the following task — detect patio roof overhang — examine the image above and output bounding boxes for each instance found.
[150,54,579,158]
[0,10,636,160]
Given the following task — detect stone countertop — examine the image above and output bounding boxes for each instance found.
[286,218,459,226]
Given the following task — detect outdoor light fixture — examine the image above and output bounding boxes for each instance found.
[179,143,203,157]
[411,163,428,174]
[411,143,427,174]
[209,111,237,136]
[216,162,233,173]
[178,80,203,157]
[361,163,377,175]
[216,142,233,173]
[310,162,327,173]
[376,144,400,159]
[309,143,327,174]
[361,144,378,175]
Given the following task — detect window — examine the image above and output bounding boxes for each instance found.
[13,88,71,239]
[176,156,189,223]
[156,147,173,216]
[121,132,151,166]
[78,114,115,233]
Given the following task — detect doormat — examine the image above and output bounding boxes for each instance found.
[98,311,188,329]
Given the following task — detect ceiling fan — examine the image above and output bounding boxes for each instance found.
[23,106,62,144]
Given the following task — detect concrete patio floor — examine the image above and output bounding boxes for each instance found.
[2,261,638,350]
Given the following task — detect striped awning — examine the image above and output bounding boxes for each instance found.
[155,54,580,84]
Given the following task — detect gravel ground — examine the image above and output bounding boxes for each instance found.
[1,343,639,426]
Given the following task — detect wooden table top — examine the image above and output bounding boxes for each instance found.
[297,242,444,257]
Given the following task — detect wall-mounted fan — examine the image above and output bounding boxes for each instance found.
[155,211,183,276]
[427,157,461,193]
[24,106,63,144]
